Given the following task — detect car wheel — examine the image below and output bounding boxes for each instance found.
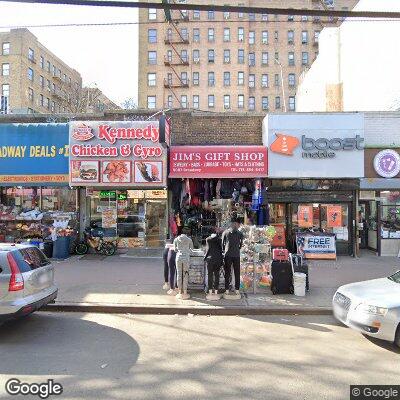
[395,324,400,348]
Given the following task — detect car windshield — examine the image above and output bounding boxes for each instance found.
[388,271,400,283]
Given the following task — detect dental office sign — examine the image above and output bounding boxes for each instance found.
[263,113,365,178]
[69,121,167,187]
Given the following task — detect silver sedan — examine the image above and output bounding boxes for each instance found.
[333,270,400,347]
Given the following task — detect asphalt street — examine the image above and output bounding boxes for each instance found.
[0,312,399,400]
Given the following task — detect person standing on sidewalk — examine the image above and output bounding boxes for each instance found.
[173,228,194,300]
[204,228,223,300]
[222,219,243,297]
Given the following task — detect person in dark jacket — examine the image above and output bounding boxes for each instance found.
[222,219,244,297]
[204,228,223,300]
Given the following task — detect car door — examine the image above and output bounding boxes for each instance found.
[13,247,54,297]
[0,254,11,301]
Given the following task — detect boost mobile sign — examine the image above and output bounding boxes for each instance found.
[263,113,365,178]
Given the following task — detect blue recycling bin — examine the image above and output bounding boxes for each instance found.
[53,236,71,259]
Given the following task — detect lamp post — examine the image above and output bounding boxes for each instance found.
[274,58,287,112]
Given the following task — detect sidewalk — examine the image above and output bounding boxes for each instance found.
[46,251,400,314]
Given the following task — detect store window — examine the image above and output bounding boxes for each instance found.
[380,191,400,240]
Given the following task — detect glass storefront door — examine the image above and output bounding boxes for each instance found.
[145,200,167,248]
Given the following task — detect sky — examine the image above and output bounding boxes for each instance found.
[0,1,139,106]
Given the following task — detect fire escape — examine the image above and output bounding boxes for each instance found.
[163,1,190,109]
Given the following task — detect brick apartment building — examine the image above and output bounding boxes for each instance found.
[138,0,358,113]
[0,28,118,114]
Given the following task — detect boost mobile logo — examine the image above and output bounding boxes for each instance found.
[270,133,300,156]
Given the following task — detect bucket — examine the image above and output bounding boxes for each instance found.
[293,272,306,297]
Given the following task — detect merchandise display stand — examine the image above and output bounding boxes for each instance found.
[188,249,206,290]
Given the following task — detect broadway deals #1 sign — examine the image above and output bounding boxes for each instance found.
[69,121,167,187]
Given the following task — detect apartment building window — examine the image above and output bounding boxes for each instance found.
[262,31,268,44]
[262,96,269,110]
[249,74,255,88]
[208,28,215,42]
[262,52,269,65]
[148,8,157,20]
[289,96,296,111]
[181,72,188,85]
[208,10,215,20]
[249,31,255,45]
[46,79,50,91]
[166,28,172,42]
[51,101,55,113]
[275,96,281,109]
[148,73,156,87]
[39,75,44,88]
[166,50,172,63]
[181,28,188,41]
[288,15,294,21]
[45,97,50,110]
[224,95,230,109]
[181,49,188,63]
[39,56,44,69]
[47,61,51,72]
[249,13,255,21]
[223,28,230,42]
[249,52,255,66]
[248,97,255,111]
[223,11,230,20]
[28,48,35,61]
[223,49,230,64]
[28,67,34,81]
[238,9,244,19]
[52,82,55,93]
[208,72,215,87]
[238,71,244,85]
[302,52,309,65]
[2,63,10,76]
[167,95,173,108]
[274,31,279,41]
[288,30,294,44]
[28,87,34,102]
[261,13,268,21]
[275,51,279,61]
[238,95,244,109]
[238,49,245,64]
[148,29,157,44]
[166,73,172,86]
[208,94,215,108]
[148,51,157,65]
[302,31,308,44]
[63,73,66,82]
[288,73,296,87]
[192,95,199,109]
[301,15,308,22]
[2,42,10,55]
[40,94,44,107]
[193,28,200,42]
[193,49,200,63]
[314,31,320,43]
[52,65,56,76]
[261,74,269,88]
[274,74,279,87]
[147,96,156,109]
[223,72,230,86]
[2,84,10,97]
[181,95,188,109]
[288,52,295,66]
[193,10,200,20]
[238,27,244,42]
[208,49,215,63]
[192,72,199,86]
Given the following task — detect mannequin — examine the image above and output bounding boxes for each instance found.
[222,219,243,299]
[204,228,223,300]
[173,228,194,300]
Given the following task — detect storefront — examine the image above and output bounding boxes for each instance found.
[169,145,268,246]
[69,120,168,249]
[263,113,365,257]
[0,123,77,244]
[360,148,400,256]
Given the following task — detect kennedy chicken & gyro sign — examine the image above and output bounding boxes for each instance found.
[69,121,167,187]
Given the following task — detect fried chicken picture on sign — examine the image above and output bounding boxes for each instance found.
[136,162,161,182]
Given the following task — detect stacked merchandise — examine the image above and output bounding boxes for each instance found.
[239,225,275,293]
[188,249,206,290]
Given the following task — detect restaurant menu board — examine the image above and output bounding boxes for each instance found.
[69,121,167,187]
[102,207,117,229]
[296,233,337,260]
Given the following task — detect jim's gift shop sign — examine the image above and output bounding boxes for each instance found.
[263,113,365,178]
[69,121,167,187]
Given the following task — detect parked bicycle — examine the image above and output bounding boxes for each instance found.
[74,225,117,256]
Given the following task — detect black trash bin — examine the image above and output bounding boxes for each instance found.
[53,236,71,259]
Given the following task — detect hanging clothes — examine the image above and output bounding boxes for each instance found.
[216,179,222,199]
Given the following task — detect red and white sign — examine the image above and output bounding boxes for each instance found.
[169,146,268,178]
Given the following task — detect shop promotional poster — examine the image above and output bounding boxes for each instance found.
[169,146,268,178]
[69,121,167,187]
[296,233,337,260]
[298,205,313,228]
[0,124,69,185]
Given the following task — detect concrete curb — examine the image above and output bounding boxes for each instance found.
[41,303,333,316]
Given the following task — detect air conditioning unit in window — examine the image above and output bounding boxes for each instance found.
[262,83,268,88]
[262,39,268,44]
[262,106,269,111]
[193,58,200,64]
[224,14,229,19]
[224,104,231,110]
[238,38,244,42]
